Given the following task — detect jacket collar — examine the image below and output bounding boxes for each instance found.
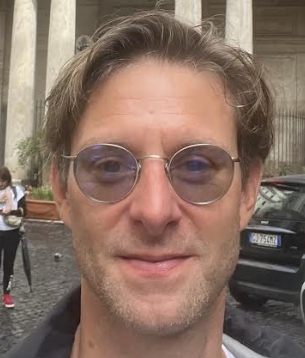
[3,286,305,358]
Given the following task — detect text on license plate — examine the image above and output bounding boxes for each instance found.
[249,233,281,247]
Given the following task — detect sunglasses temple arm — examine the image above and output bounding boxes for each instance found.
[61,155,77,161]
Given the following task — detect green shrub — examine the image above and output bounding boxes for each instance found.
[29,186,53,201]
[16,132,44,186]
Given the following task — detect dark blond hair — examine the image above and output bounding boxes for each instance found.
[43,10,274,184]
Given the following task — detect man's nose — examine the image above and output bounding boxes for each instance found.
[128,160,182,237]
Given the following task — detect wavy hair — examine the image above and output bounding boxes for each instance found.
[43,10,274,185]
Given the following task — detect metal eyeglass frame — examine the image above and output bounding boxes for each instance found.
[61,143,240,205]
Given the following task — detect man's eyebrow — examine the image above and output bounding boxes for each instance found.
[75,138,136,152]
[76,138,234,155]
[169,139,234,155]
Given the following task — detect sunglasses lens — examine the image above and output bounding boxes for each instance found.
[74,145,138,202]
[169,145,235,204]
[71,144,235,205]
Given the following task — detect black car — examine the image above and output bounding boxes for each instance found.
[301,280,305,324]
[230,174,305,306]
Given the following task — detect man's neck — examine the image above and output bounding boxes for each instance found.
[71,283,227,358]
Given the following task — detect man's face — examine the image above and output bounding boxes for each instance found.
[53,60,260,335]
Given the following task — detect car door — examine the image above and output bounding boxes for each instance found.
[301,281,305,325]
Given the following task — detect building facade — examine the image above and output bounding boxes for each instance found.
[0,0,305,178]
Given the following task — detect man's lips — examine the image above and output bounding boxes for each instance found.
[119,254,191,278]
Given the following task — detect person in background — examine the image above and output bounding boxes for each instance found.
[0,166,25,308]
[0,172,13,214]
[0,173,13,276]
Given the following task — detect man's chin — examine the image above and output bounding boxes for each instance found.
[82,265,216,336]
[117,308,201,337]
[98,289,207,337]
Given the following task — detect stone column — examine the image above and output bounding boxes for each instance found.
[225,0,253,53]
[175,0,202,26]
[45,0,76,97]
[5,0,37,177]
[0,8,6,167]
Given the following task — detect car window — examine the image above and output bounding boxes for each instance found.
[253,183,305,220]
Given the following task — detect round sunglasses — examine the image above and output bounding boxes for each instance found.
[62,143,240,205]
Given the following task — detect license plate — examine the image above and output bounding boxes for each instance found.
[249,233,281,247]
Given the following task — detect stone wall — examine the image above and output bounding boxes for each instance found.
[1,1,12,107]
[35,0,50,101]
[0,8,6,165]
[0,0,12,165]
[254,3,305,111]
[206,0,305,111]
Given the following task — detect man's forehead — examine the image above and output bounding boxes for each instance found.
[72,136,234,156]
[87,95,227,117]
[87,60,228,114]
[71,60,237,153]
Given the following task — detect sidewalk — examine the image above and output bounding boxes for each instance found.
[0,220,80,356]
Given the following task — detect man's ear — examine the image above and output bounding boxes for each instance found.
[239,162,262,231]
[51,158,72,229]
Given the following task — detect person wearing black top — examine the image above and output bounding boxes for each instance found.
[0,166,26,308]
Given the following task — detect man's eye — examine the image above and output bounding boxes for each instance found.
[177,155,213,172]
[185,160,210,172]
[89,157,124,173]
[101,160,121,173]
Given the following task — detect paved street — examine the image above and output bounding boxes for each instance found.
[0,221,80,355]
[0,220,304,355]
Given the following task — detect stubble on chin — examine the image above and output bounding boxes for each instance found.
[72,223,240,337]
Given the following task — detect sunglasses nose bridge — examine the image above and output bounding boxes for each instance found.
[137,155,169,168]
[138,154,168,161]
[136,155,170,182]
